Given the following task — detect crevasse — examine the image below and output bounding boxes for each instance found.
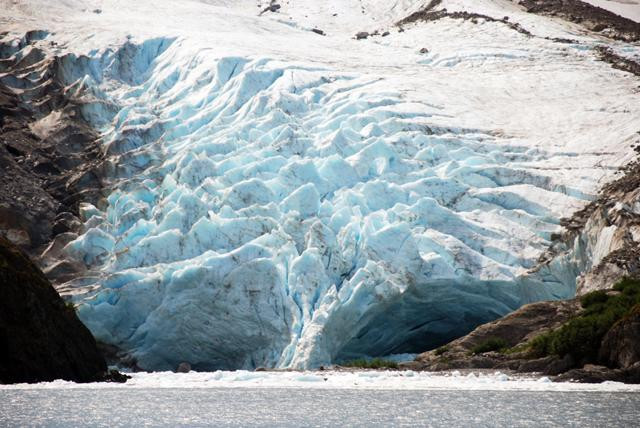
[52,37,587,371]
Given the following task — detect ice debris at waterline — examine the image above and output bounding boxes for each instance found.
[6,0,638,371]
[3,370,640,392]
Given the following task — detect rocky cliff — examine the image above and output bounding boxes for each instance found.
[0,236,112,383]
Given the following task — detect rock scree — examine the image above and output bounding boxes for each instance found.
[0,30,106,284]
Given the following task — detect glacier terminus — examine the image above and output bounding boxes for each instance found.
[2,0,639,371]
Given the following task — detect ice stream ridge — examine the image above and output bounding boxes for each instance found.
[32,35,594,370]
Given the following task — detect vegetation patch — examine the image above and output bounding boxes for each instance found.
[342,358,399,369]
[503,343,528,355]
[434,345,450,356]
[530,277,640,363]
[470,337,509,355]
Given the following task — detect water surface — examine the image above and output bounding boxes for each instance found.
[2,387,639,427]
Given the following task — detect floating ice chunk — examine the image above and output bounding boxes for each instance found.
[495,372,509,382]
[295,374,325,382]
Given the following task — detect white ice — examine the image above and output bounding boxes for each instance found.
[2,370,640,392]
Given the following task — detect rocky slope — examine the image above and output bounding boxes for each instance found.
[0,236,119,383]
[0,30,106,283]
[535,156,640,297]
[398,0,640,42]
[408,294,640,382]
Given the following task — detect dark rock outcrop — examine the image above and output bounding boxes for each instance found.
[517,0,640,42]
[176,362,192,373]
[0,236,110,383]
[555,363,640,383]
[451,299,581,349]
[397,1,532,37]
[409,299,582,372]
[599,304,640,369]
[396,0,640,42]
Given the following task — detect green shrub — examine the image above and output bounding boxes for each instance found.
[342,358,398,369]
[579,290,608,308]
[614,277,640,294]
[548,316,606,361]
[529,332,553,357]
[503,343,528,355]
[529,277,640,363]
[470,337,508,355]
[434,345,449,356]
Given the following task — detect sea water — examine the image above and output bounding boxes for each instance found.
[2,371,639,427]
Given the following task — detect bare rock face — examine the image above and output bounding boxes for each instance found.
[176,362,192,373]
[555,363,640,384]
[453,300,581,349]
[599,304,640,369]
[0,237,108,384]
[412,299,581,371]
[536,159,640,298]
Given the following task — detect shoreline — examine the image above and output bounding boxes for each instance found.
[3,368,640,392]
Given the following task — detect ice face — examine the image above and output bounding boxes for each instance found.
[49,38,574,370]
[10,0,636,370]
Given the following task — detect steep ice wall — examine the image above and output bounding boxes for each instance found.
[4,0,639,370]
[55,41,586,369]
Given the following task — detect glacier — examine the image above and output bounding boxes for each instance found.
[2,0,639,370]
